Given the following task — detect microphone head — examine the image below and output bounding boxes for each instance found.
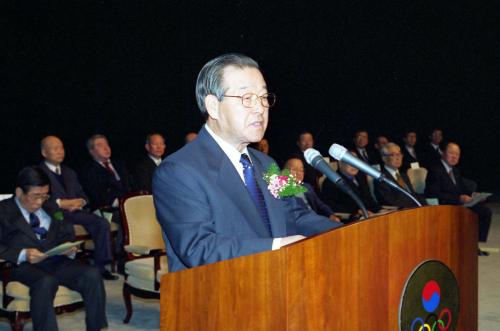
[304,148,322,166]
[329,143,348,161]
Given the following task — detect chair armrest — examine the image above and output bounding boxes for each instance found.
[124,245,153,255]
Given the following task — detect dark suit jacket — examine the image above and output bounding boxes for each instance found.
[420,143,443,169]
[40,162,88,206]
[300,182,334,217]
[79,159,132,210]
[132,155,159,192]
[424,162,470,205]
[374,167,424,208]
[153,127,341,272]
[401,145,420,171]
[0,198,74,264]
[322,172,380,214]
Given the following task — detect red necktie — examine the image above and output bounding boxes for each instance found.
[103,161,117,179]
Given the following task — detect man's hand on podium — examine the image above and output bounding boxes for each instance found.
[278,235,307,248]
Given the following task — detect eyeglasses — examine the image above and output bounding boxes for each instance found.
[26,193,51,201]
[223,92,276,108]
[384,153,403,158]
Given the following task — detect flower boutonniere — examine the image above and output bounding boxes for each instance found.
[263,163,307,199]
[53,211,64,221]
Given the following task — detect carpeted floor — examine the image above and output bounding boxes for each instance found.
[1,204,499,330]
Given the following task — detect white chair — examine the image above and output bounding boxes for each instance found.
[119,193,167,323]
[406,167,428,194]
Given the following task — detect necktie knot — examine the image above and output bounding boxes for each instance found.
[55,166,61,175]
[29,213,47,240]
[240,154,252,169]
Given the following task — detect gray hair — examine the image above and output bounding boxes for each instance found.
[380,142,400,157]
[195,53,259,117]
[86,134,108,151]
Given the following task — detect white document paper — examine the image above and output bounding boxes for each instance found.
[463,192,492,208]
[44,241,84,257]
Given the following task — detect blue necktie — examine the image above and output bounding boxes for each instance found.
[240,154,273,236]
[29,213,48,240]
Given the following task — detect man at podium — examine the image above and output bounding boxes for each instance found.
[153,54,341,272]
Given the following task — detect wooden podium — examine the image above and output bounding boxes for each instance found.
[159,206,478,330]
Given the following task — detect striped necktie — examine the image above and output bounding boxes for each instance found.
[29,213,48,240]
[240,154,272,236]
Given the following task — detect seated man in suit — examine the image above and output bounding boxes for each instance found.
[153,53,342,272]
[80,134,132,210]
[425,142,492,256]
[132,133,166,192]
[373,135,389,166]
[291,131,322,192]
[352,130,377,165]
[322,151,381,221]
[0,166,107,331]
[39,135,117,280]
[374,143,426,208]
[283,158,340,222]
[401,130,421,171]
[421,128,444,168]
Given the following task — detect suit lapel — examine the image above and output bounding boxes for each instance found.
[40,163,68,196]
[7,199,39,242]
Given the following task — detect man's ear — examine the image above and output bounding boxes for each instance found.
[15,187,23,198]
[41,149,47,159]
[205,95,220,120]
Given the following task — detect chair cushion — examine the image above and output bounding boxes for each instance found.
[0,281,82,312]
[125,257,168,292]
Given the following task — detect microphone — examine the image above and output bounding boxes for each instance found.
[304,148,344,185]
[329,144,383,180]
[328,143,422,207]
[304,148,369,219]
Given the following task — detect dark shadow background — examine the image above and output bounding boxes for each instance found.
[1,1,499,192]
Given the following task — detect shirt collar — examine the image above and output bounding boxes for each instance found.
[44,161,60,173]
[384,165,399,179]
[441,159,453,173]
[205,124,250,164]
[148,154,162,166]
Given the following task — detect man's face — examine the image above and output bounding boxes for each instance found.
[339,152,359,177]
[41,136,65,165]
[443,144,460,166]
[383,145,403,169]
[16,185,50,213]
[431,130,443,145]
[375,136,389,150]
[90,138,112,161]
[354,131,369,148]
[404,132,417,147]
[285,158,305,182]
[297,133,314,152]
[208,66,269,151]
[145,134,166,159]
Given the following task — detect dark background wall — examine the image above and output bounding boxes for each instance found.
[1,1,499,192]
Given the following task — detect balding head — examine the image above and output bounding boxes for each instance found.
[40,135,65,165]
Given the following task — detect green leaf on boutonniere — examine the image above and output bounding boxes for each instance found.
[53,211,64,221]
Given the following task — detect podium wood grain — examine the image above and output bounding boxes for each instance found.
[160,206,478,330]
